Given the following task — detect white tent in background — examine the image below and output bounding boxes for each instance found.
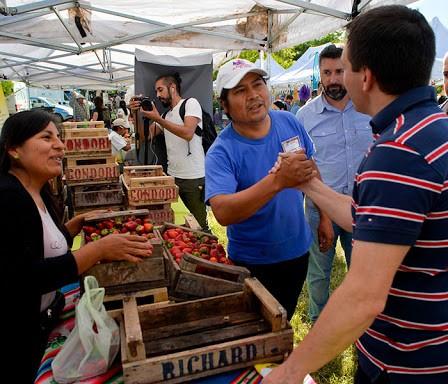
[254,55,285,78]
[430,17,448,82]
[270,43,330,86]
[0,0,418,89]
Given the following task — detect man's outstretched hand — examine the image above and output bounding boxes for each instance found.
[271,150,317,190]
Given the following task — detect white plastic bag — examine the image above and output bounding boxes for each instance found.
[52,276,120,383]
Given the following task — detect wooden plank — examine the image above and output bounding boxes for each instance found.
[127,205,174,225]
[65,162,119,184]
[62,127,109,138]
[73,204,124,217]
[138,291,246,331]
[83,208,149,222]
[63,135,111,156]
[142,311,261,341]
[174,270,243,298]
[72,182,123,208]
[123,296,146,362]
[183,214,201,230]
[164,247,243,299]
[66,155,116,167]
[163,247,181,292]
[82,255,165,286]
[122,329,293,384]
[122,176,179,206]
[244,277,287,332]
[106,288,169,320]
[145,319,271,357]
[101,279,169,296]
[62,121,105,129]
[104,287,168,304]
[180,253,250,283]
[129,176,175,187]
[110,300,171,321]
[123,165,164,184]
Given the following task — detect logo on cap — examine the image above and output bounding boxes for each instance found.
[232,59,252,70]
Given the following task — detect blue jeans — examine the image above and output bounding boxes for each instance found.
[305,202,352,321]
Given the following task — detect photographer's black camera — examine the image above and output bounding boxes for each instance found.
[135,97,153,111]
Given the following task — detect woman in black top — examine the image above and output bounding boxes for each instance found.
[91,96,111,128]
[0,110,153,383]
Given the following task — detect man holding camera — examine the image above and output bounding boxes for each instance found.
[130,73,208,231]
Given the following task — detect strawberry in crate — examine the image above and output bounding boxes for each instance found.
[83,215,156,243]
[161,226,232,265]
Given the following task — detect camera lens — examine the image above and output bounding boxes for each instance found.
[141,98,153,111]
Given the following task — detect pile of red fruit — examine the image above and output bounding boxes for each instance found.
[83,216,155,243]
[162,227,231,265]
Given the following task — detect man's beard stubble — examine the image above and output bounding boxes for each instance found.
[159,87,173,108]
[323,84,347,101]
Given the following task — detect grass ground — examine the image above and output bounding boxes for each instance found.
[207,210,356,384]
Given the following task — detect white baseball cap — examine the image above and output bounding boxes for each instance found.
[216,58,268,98]
[112,118,129,129]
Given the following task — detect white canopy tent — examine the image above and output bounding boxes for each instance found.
[270,42,330,86]
[254,55,285,78]
[430,17,448,82]
[0,0,416,89]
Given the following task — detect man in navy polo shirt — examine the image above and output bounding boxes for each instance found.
[297,44,372,323]
[264,5,448,384]
[206,59,333,319]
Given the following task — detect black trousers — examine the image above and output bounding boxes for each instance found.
[355,365,391,384]
[175,177,209,232]
[235,253,309,320]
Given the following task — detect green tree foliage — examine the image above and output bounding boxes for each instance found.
[1,80,14,97]
[277,30,344,69]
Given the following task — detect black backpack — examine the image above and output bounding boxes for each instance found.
[179,98,217,155]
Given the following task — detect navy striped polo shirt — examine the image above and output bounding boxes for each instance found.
[352,86,448,383]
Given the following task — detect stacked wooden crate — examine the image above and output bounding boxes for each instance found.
[61,121,123,216]
[121,165,178,225]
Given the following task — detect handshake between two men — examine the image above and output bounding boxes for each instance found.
[269,149,334,254]
[269,149,317,190]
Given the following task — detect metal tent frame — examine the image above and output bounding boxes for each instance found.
[0,0,414,88]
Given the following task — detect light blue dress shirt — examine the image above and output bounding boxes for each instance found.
[296,94,372,196]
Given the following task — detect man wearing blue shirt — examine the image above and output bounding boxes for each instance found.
[206,59,333,319]
[296,44,372,322]
[264,5,448,384]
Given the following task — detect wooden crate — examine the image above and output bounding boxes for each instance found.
[72,182,123,208]
[120,278,292,384]
[121,175,178,206]
[127,204,175,225]
[160,224,250,299]
[81,210,168,295]
[62,120,105,129]
[65,155,119,185]
[123,165,164,185]
[62,128,111,157]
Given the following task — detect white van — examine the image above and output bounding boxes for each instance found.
[7,82,29,114]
